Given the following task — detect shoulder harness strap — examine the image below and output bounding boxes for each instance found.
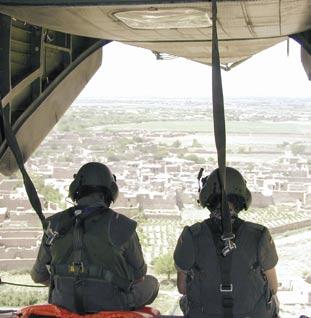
[189,222,202,236]
[50,207,132,314]
[108,210,137,247]
[206,218,245,318]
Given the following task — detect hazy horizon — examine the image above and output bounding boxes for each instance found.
[79,40,311,99]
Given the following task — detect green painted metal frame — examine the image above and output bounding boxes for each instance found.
[0,12,109,170]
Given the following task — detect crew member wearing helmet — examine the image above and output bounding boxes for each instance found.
[174,167,279,318]
[31,162,159,314]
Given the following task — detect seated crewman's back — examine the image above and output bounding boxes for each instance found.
[174,167,279,318]
[31,162,159,314]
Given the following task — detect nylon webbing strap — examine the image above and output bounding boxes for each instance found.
[72,213,85,314]
[206,219,242,318]
[73,217,83,265]
[218,254,233,318]
[0,99,46,228]
[71,209,132,292]
[52,264,132,291]
[211,0,234,245]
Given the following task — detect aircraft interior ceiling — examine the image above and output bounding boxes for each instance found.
[0,0,310,65]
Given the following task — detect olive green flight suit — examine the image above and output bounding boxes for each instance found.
[174,217,278,318]
[31,203,158,313]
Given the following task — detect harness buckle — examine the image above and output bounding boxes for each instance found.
[45,222,59,246]
[74,209,82,217]
[68,262,85,274]
[221,235,236,256]
[220,284,233,292]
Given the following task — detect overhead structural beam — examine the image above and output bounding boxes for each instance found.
[1,68,42,106]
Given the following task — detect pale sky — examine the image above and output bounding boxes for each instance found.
[80,39,310,99]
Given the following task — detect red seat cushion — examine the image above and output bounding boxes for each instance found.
[18,304,160,318]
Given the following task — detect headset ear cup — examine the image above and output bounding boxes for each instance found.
[199,182,209,207]
[244,188,252,210]
[110,181,119,202]
[69,178,80,201]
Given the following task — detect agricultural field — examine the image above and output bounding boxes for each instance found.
[138,204,311,264]
[1,97,311,317]
[104,120,311,135]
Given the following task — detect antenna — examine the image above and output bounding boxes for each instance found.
[197,167,204,192]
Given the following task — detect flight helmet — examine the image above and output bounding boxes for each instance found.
[199,167,251,212]
[69,162,119,203]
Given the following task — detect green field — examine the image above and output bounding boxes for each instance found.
[0,272,48,306]
[104,120,311,135]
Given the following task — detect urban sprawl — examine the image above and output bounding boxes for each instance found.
[0,98,311,317]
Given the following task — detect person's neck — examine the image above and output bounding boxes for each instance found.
[77,193,108,208]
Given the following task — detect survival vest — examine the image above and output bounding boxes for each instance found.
[186,219,274,318]
[45,206,137,314]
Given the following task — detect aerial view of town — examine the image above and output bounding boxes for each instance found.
[0,97,311,317]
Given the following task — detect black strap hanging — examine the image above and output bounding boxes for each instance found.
[0,98,46,229]
[206,219,244,318]
[211,0,236,255]
[72,210,86,314]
